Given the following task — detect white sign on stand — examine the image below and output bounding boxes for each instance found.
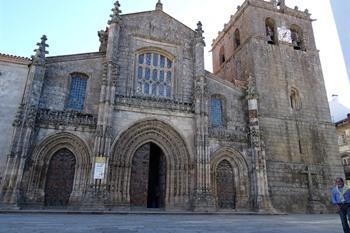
[94,157,106,179]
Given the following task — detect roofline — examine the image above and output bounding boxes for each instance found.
[0,53,31,65]
[121,10,196,33]
[205,70,244,92]
[46,52,105,63]
[335,113,350,126]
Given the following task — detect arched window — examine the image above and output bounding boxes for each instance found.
[66,73,88,111]
[290,88,301,110]
[136,51,174,98]
[234,29,241,49]
[265,18,276,44]
[219,46,225,65]
[210,95,225,128]
[290,25,303,50]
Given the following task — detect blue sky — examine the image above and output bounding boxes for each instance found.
[331,0,350,81]
[1,0,349,107]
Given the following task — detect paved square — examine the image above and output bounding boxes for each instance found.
[0,213,344,233]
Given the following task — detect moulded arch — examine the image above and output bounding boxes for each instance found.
[25,132,92,205]
[109,119,192,209]
[290,24,304,50]
[211,147,250,210]
[290,87,302,110]
[136,47,176,61]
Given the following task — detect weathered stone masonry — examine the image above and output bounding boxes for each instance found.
[0,0,342,213]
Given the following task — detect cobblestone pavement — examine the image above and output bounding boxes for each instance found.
[0,213,344,233]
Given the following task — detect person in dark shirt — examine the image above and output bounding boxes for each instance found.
[331,177,350,233]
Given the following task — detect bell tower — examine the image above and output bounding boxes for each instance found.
[212,0,342,213]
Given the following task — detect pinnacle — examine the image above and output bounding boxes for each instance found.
[108,1,122,25]
[31,35,49,65]
[156,0,163,11]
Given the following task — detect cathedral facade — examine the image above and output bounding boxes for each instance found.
[0,0,343,213]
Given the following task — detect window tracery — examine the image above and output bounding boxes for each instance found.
[66,73,88,111]
[136,52,173,98]
[210,96,225,128]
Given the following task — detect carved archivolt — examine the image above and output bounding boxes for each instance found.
[109,119,191,208]
[210,147,250,209]
[25,132,92,205]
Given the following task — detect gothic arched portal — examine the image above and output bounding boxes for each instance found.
[110,119,192,210]
[44,149,76,207]
[130,142,166,209]
[24,132,92,207]
[216,159,235,209]
[211,147,250,210]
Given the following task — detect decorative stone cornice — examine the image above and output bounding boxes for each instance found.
[209,127,247,142]
[115,95,193,113]
[36,108,97,129]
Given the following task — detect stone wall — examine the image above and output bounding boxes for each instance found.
[206,73,249,156]
[211,0,342,212]
[0,58,29,183]
[40,53,104,114]
[115,11,195,102]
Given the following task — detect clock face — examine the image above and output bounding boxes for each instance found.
[277,27,292,43]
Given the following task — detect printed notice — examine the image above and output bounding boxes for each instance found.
[93,157,106,179]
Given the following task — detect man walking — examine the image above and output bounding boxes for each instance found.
[332,177,350,233]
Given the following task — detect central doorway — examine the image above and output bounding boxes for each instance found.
[130,142,166,209]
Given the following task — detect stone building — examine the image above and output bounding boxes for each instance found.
[335,114,350,183]
[0,0,343,213]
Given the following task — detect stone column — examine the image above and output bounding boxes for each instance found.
[0,36,48,208]
[86,1,121,208]
[246,75,275,213]
[192,22,215,211]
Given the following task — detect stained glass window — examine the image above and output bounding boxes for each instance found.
[160,55,165,68]
[66,74,88,111]
[145,68,151,80]
[152,69,158,81]
[210,97,224,128]
[137,67,143,80]
[160,71,165,82]
[136,52,174,98]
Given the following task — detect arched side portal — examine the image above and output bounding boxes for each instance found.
[216,159,235,209]
[211,147,250,210]
[44,148,76,207]
[24,132,92,207]
[110,120,191,210]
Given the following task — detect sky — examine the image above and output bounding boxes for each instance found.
[0,0,349,108]
[331,0,350,82]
